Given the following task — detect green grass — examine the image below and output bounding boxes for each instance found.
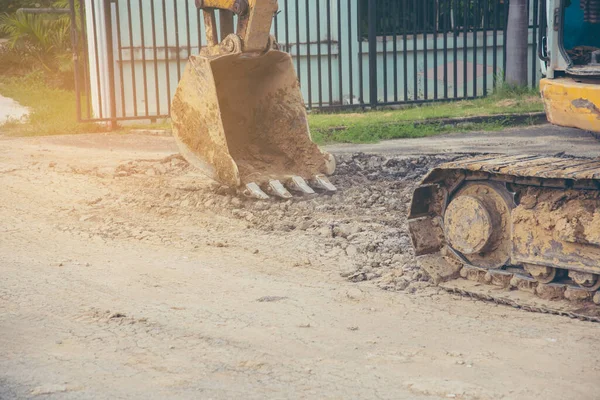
[309,86,544,144]
[0,72,107,136]
[0,72,543,143]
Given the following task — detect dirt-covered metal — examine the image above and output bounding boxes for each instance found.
[540,77,600,133]
[171,0,335,198]
[409,154,600,309]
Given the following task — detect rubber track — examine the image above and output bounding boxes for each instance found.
[416,154,600,322]
[435,154,600,181]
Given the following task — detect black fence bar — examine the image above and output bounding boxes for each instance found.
[453,0,458,99]
[423,0,428,100]
[326,0,333,104]
[80,0,91,119]
[274,5,279,38]
[358,4,364,106]
[185,0,192,59]
[295,0,301,85]
[432,0,437,100]
[337,0,343,105]
[173,0,182,81]
[115,5,126,116]
[90,2,103,118]
[69,0,82,121]
[368,0,377,106]
[103,0,117,128]
[462,0,467,98]
[284,0,290,51]
[162,0,172,114]
[304,0,312,108]
[412,0,417,100]
[382,0,387,103]
[73,0,541,123]
[483,0,488,95]
[473,0,478,98]
[125,0,137,116]
[531,0,538,86]
[493,0,498,88]
[503,0,508,80]
[150,0,161,116]
[138,0,149,117]
[392,0,398,102]
[316,1,322,107]
[402,0,408,101]
[442,0,450,99]
[347,2,353,105]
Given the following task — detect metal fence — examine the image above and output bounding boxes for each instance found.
[71,0,541,124]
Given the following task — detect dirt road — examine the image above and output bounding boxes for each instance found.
[1,128,600,399]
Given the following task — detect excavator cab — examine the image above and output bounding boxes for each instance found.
[171,0,336,199]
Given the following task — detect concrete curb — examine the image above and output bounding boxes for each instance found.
[127,112,549,138]
[319,112,548,134]
[410,112,548,127]
[128,128,172,136]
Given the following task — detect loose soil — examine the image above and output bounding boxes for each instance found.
[1,131,600,399]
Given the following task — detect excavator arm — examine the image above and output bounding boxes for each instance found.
[195,0,277,52]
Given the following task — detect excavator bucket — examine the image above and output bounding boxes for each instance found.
[171,50,335,197]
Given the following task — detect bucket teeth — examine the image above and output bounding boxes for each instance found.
[310,175,337,192]
[264,180,293,199]
[286,176,316,195]
[243,182,270,200]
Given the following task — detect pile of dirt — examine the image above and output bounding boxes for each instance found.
[237,153,461,291]
[102,152,471,292]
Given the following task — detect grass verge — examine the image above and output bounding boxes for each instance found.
[0,72,544,143]
[0,72,107,136]
[310,86,544,144]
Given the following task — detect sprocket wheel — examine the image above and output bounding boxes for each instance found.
[443,181,514,269]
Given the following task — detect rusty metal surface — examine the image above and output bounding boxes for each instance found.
[443,181,514,269]
[409,154,600,309]
[523,264,556,284]
[171,0,334,193]
[197,0,277,53]
[540,78,600,133]
[195,0,249,15]
[408,217,445,256]
[241,0,278,52]
[512,188,600,276]
[171,51,330,187]
[444,196,492,255]
[424,154,600,184]
[569,270,600,291]
[171,56,240,187]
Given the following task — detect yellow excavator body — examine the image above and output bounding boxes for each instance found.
[540,77,600,133]
[171,0,335,199]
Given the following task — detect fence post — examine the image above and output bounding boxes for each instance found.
[368,0,377,107]
[69,0,82,122]
[103,0,118,129]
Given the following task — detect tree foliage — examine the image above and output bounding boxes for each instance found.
[0,1,78,87]
[0,1,55,16]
